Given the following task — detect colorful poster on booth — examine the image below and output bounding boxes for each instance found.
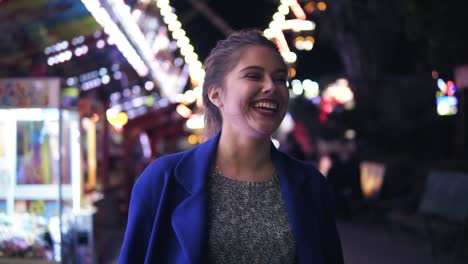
[0,78,60,108]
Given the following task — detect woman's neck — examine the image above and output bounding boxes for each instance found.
[215,131,274,181]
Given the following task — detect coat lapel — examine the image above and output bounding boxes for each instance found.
[170,133,321,263]
[171,133,220,263]
[272,148,322,263]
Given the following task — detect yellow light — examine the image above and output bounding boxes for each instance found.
[116,112,128,126]
[278,4,290,15]
[360,161,385,199]
[305,36,315,43]
[176,104,192,118]
[289,67,296,78]
[273,12,285,22]
[187,134,198,145]
[317,2,327,11]
[304,2,315,14]
[294,36,305,42]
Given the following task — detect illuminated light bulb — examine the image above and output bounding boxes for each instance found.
[145,81,154,90]
[282,51,297,63]
[156,0,169,8]
[96,39,106,49]
[304,2,315,14]
[437,101,451,116]
[437,78,447,93]
[273,12,285,22]
[345,129,356,140]
[280,0,294,6]
[184,89,197,104]
[303,40,314,51]
[163,11,177,23]
[317,2,327,11]
[132,9,142,19]
[180,44,194,56]
[168,20,182,31]
[177,36,190,46]
[291,79,303,95]
[187,135,198,145]
[305,36,315,43]
[263,28,275,39]
[184,52,199,64]
[101,75,111,84]
[269,21,281,31]
[176,104,192,118]
[289,67,296,78]
[172,28,186,40]
[175,93,185,103]
[278,4,290,15]
[294,40,304,50]
[303,79,319,99]
[186,115,205,129]
[47,57,55,66]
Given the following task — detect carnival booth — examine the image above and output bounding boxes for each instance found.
[0,78,94,263]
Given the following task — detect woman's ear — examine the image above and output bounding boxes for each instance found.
[208,87,223,107]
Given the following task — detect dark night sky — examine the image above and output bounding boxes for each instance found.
[171,0,344,81]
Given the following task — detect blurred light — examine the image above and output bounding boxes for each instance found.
[437,78,447,93]
[187,134,198,145]
[360,161,385,199]
[437,96,458,116]
[345,129,356,140]
[303,79,319,99]
[132,85,141,95]
[278,4,290,15]
[99,67,108,76]
[101,75,111,84]
[176,104,192,118]
[145,81,155,91]
[96,39,106,49]
[317,2,327,11]
[282,19,316,31]
[304,2,315,14]
[113,71,122,80]
[289,68,296,78]
[186,114,204,129]
[282,51,297,63]
[273,12,285,22]
[139,132,152,158]
[291,79,303,95]
[271,138,280,148]
[91,113,100,122]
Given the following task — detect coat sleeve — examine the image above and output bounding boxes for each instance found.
[118,158,173,264]
[118,175,156,264]
[319,176,345,264]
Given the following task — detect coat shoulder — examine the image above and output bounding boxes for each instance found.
[278,150,326,183]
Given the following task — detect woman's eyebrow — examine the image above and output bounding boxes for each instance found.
[239,65,288,74]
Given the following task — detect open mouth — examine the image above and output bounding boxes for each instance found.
[252,99,279,114]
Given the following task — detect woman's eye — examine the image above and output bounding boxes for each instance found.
[246,73,261,80]
[275,77,287,83]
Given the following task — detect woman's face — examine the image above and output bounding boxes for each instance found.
[215,45,289,139]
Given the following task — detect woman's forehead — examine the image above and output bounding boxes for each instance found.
[233,46,286,71]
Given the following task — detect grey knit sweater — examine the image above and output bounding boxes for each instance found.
[206,171,296,263]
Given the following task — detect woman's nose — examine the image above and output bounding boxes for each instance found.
[262,77,276,94]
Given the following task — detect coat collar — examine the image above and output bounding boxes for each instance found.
[171,131,318,263]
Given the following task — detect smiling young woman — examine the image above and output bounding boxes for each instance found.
[119,29,344,264]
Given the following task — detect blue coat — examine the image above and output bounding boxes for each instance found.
[119,132,343,264]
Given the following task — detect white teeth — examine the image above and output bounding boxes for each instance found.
[254,101,277,110]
